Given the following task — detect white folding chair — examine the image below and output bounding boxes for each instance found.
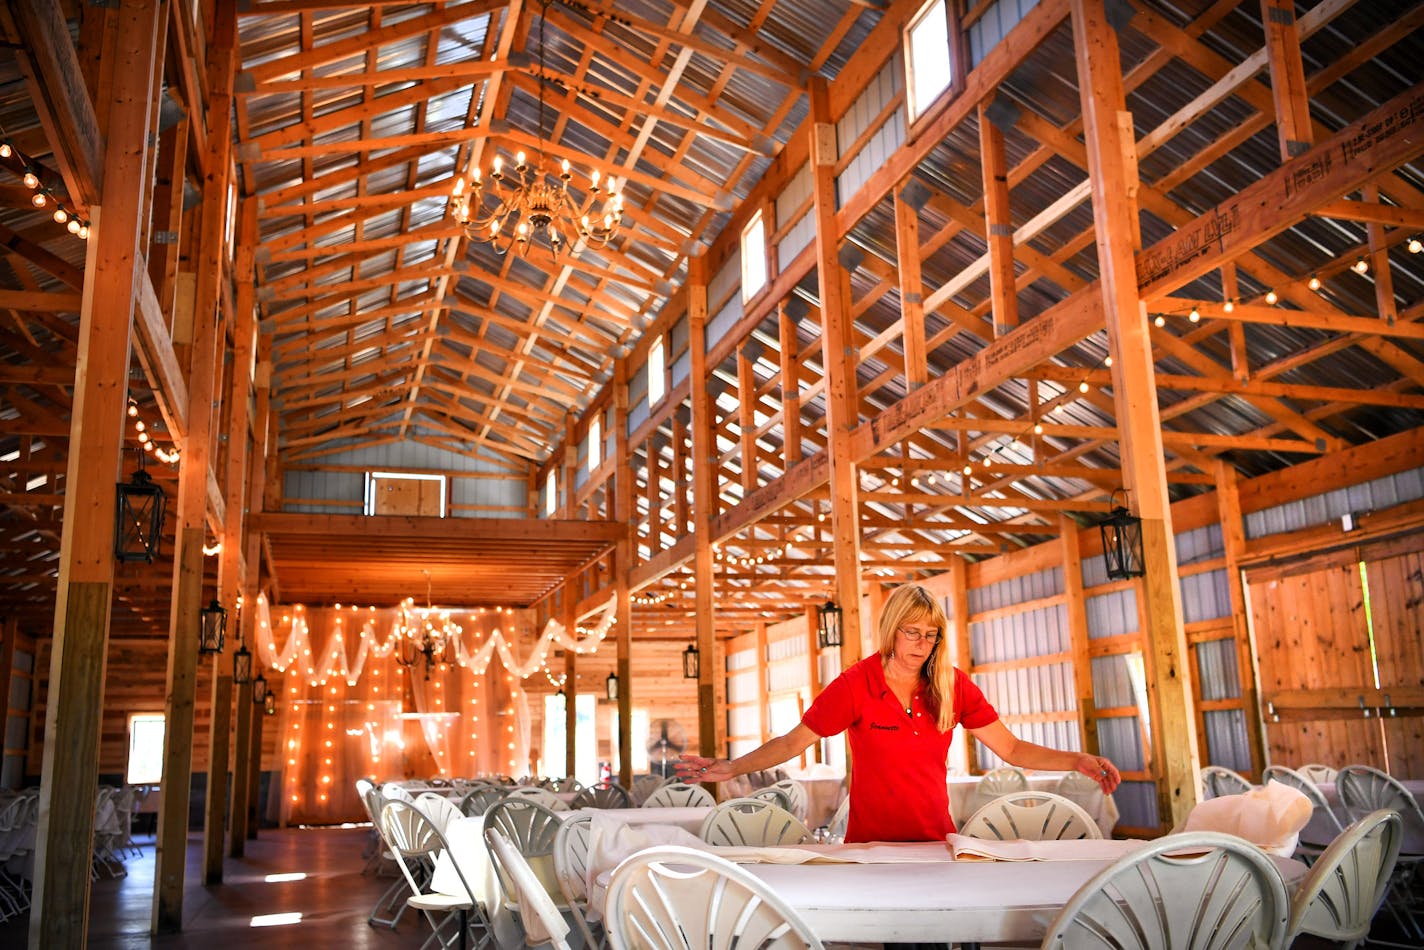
[482,798,566,919]
[380,799,493,950]
[770,779,808,823]
[824,795,850,843]
[1287,809,1401,949]
[1200,764,1254,799]
[698,797,812,847]
[1300,763,1339,785]
[606,845,826,950]
[1336,765,1424,942]
[505,786,565,810]
[485,828,573,949]
[552,813,607,949]
[416,792,467,836]
[570,782,631,810]
[965,765,1029,818]
[460,785,508,817]
[642,781,714,809]
[961,790,1102,841]
[630,774,666,806]
[1040,831,1290,949]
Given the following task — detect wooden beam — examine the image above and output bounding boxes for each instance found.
[29,2,162,947]
[1260,0,1314,159]
[979,102,1019,337]
[251,511,624,544]
[1074,0,1198,830]
[688,253,718,768]
[810,77,865,670]
[1136,81,1424,300]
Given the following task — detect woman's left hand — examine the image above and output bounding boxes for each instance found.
[1075,753,1121,794]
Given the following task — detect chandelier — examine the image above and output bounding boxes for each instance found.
[452,0,624,256]
[395,572,463,679]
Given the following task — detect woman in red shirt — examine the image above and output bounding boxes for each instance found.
[678,583,1121,842]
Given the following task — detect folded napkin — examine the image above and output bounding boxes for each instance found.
[946,834,1146,862]
[1182,779,1312,857]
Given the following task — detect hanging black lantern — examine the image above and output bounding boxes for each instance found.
[817,598,844,650]
[682,643,699,679]
[233,641,252,684]
[199,599,227,655]
[114,460,166,563]
[264,691,277,716]
[605,672,619,702]
[252,671,269,705]
[1099,489,1145,581]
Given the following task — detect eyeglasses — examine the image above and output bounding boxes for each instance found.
[896,626,940,644]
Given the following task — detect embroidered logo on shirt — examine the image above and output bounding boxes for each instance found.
[868,722,899,731]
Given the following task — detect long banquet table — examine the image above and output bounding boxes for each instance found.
[737,841,1307,944]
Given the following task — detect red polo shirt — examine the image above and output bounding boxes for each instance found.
[802,656,998,843]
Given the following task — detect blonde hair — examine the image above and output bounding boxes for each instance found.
[876,583,959,732]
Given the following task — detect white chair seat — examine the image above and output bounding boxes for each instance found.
[409,891,474,912]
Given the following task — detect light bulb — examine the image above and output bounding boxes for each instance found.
[1408,237,1422,254]
[1103,355,1113,367]
[77,224,89,239]
[1308,274,1321,290]
[1153,314,1165,328]
[962,464,972,476]
[1078,380,1090,394]
[1353,257,1369,274]
[1223,300,1234,313]
[1264,290,1278,305]
[30,192,45,208]
[0,143,10,158]
[53,208,67,223]
[67,218,80,234]
[1188,307,1200,323]
[22,171,38,189]
[1033,423,1043,435]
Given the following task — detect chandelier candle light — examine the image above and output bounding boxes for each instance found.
[451,0,623,255]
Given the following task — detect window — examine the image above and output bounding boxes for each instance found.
[906,0,952,122]
[127,713,165,784]
[587,417,601,473]
[543,692,597,783]
[740,210,767,302]
[647,336,666,406]
[545,470,557,516]
[610,707,651,774]
[364,471,447,516]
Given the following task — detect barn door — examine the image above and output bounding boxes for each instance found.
[1247,539,1424,778]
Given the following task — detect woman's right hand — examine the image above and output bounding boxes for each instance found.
[675,753,735,783]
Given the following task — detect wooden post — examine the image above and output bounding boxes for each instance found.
[947,559,973,773]
[777,303,803,462]
[226,201,258,857]
[1073,0,1199,829]
[1213,461,1267,779]
[809,77,865,671]
[1260,0,1313,160]
[688,254,718,763]
[893,189,928,387]
[754,622,769,745]
[198,0,241,887]
[563,597,576,780]
[30,2,164,946]
[612,361,634,788]
[1060,514,1100,756]
[244,339,272,841]
[979,101,1019,338]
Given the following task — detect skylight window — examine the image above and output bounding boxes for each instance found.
[588,417,601,473]
[648,336,666,406]
[741,210,767,302]
[906,0,952,121]
[545,470,557,517]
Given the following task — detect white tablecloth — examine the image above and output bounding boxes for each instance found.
[947,772,1119,837]
[740,841,1305,943]
[1315,778,1424,853]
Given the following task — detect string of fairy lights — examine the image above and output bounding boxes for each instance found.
[127,400,180,464]
[0,135,92,240]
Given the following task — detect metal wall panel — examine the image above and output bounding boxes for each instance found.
[1112,781,1160,830]
[1179,570,1231,624]
[449,473,523,513]
[1203,709,1253,772]
[1090,654,1139,712]
[835,61,903,203]
[1244,466,1424,539]
[971,603,1068,662]
[776,162,815,264]
[710,245,741,307]
[1195,639,1241,702]
[1085,590,1136,639]
[1096,715,1145,772]
[1175,523,1224,562]
[968,566,1063,613]
[706,293,743,352]
[970,0,1042,66]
